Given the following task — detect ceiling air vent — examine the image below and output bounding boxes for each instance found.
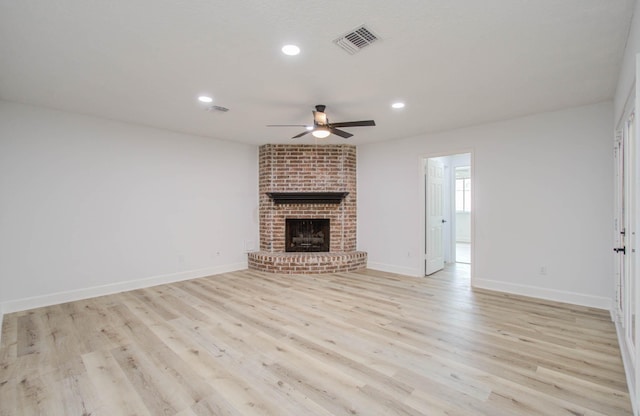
[334,25,379,55]
[206,105,229,113]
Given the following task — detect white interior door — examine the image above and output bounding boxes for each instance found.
[624,112,637,362]
[615,105,638,409]
[614,131,626,323]
[426,158,445,275]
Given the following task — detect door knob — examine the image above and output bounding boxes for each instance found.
[613,247,626,254]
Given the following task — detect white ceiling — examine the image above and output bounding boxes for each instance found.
[0,1,634,145]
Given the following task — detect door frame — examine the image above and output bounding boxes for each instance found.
[419,149,475,281]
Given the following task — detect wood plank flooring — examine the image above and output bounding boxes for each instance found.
[0,265,633,415]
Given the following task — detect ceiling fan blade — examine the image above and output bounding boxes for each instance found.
[292,130,312,139]
[329,120,376,128]
[330,128,353,139]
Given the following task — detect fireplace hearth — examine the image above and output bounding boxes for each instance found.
[286,219,329,252]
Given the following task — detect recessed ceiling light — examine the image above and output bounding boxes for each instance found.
[392,102,405,109]
[281,44,300,56]
[198,95,213,103]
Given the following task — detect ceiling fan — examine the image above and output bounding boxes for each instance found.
[267,105,376,139]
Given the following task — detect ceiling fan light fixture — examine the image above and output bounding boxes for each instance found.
[312,129,331,138]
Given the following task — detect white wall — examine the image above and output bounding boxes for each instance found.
[0,101,258,314]
[615,0,640,125]
[358,102,613,308]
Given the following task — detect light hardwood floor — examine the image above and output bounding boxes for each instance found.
[0,264,633,415]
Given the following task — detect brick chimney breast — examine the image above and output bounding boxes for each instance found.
[249,144,366,273]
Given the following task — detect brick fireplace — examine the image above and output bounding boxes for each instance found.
[247,144,367,273]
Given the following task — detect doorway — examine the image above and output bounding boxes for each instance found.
[423,152,472,276]
[455,166,471,264]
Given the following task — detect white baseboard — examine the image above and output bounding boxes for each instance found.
[367,262,422,277]
[473,277,611,310]
[0,261,247,316]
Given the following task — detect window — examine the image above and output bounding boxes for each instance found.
[455,167,471,212]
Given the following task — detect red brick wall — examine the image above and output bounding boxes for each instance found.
[259,144,357,253]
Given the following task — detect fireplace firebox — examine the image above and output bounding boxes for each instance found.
[286,219,330,252]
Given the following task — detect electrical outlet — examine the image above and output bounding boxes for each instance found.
[539,266,547,275]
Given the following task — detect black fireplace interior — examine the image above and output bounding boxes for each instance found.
[286,219,330,252]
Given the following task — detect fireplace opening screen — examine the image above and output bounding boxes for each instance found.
[285,219,330,252]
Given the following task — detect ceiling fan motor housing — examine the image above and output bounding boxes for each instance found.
[313,105,328,126]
